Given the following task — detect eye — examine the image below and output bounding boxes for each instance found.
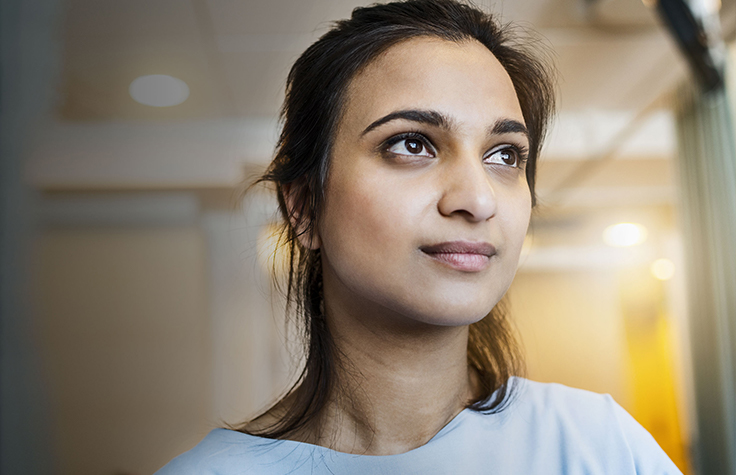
[385,134,435,158]
[484,145,526,168]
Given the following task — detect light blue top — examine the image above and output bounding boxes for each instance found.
[156,379,682,474]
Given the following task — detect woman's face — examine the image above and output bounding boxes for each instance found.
[314,37,531,328]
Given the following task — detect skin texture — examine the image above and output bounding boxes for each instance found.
[289,37,532,455]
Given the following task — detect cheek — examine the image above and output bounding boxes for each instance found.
[319,168,423,270]
[501,190,532,260]
[511,196,532,236]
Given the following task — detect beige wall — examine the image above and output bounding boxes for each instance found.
[33,227,212,475]
[507,270,632,411]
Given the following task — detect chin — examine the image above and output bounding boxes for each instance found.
[425,287,507,325]
[400,299,500,327]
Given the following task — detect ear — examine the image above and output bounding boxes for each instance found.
[282,183,321,250]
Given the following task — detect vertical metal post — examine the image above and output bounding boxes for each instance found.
[674,76,736,474]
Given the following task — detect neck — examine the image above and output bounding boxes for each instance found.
[301,286,479,455]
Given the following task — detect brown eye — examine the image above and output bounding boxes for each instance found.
[484,146,520,167]
[499,150,515,165]
[405,139,423,154]
[387,137,434,157]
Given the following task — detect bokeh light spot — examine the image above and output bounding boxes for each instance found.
[603,223,648,247]
[129,74,189,107]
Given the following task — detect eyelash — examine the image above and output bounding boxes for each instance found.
[484,145,529,168]
[382,132,436,158]
[381,132,529,168]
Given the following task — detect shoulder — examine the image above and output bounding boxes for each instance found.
[513,378,620,426]
[500,378,682,474]
[154,429,294,475]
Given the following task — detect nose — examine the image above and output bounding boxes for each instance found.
[437,156,497,222]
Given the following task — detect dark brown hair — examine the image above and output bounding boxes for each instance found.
[239,0,555,440]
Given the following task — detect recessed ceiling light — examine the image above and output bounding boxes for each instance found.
[129,74,189,107]
[602,223,648,247]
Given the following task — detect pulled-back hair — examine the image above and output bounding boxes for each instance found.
[240,0,556,440]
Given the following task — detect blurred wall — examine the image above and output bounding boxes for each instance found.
[34,227,211,474]
[30,192,293,474]
[509,270,630,407]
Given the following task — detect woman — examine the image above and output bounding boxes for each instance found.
[158,0,681,473]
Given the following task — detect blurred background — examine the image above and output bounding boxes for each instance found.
[2,0,736,474]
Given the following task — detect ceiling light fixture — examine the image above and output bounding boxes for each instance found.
[129,74,189,107]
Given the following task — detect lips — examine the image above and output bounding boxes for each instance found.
[420,241,496,272]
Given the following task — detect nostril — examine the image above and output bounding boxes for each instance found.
[437,172,497,222]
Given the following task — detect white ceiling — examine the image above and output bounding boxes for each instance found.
[58,0,688,119]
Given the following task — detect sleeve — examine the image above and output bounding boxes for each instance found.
[608,396,684,475]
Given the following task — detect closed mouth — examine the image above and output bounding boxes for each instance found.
[420,241,496,257]
[419,241,496,272]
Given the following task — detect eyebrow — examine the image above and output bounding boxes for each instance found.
[360,108,529,143]
[490,118,529,142]
[361,109,452,136]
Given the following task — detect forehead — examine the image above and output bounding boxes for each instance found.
[341,37,524,131]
